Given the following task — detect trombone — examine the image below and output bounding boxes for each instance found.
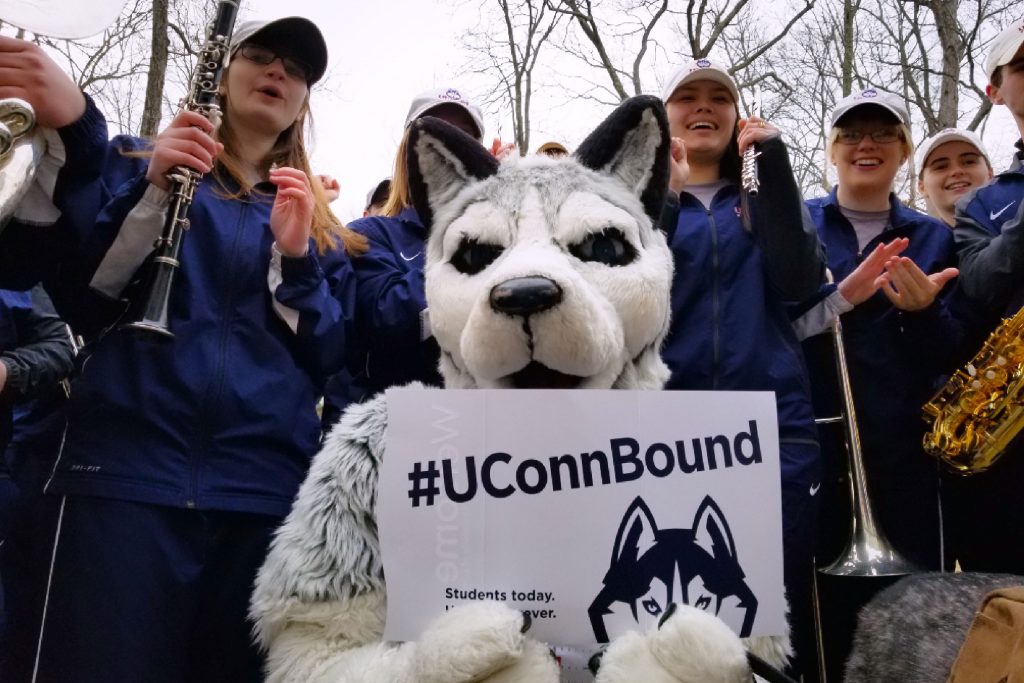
[816,307,917,578]
[810,271,918,682]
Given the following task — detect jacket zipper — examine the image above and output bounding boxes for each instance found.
[708,207,720,390]
[188,200,249,508]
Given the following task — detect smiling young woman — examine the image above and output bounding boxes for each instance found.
[659,57,825,681]
[916,129,994,227]
[796,89,967,579]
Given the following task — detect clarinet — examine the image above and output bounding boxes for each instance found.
[121,0,240,338]
[739,86,762,232]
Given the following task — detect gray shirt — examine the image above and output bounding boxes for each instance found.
[684,179,732,210]
[839,206,890,252]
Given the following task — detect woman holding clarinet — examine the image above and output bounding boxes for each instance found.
[0,14,362,682]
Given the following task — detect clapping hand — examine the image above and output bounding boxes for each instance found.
[269,167,315,258]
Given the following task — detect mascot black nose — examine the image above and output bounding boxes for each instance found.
[490,277,563,316]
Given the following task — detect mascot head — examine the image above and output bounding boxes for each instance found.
[406,96,674,391]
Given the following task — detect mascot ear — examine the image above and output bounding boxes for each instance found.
[574,95,670,225]
[406,117,500,231]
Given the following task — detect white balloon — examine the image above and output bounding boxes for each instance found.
[3,0,128,40]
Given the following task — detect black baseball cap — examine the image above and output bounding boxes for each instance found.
[230,17,328,85]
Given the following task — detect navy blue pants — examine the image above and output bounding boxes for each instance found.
[0,473,18,637]
[780,443,822,682]
[2,495,280,683]
[781,483,820,681]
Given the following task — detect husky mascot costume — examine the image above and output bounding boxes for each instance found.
[250,96,791,683]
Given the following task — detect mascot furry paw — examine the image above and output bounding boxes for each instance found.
[250,95,790,683]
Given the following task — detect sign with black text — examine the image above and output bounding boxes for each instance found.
[378,389,785,649]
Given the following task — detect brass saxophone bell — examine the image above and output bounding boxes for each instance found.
[922,307,1024,475]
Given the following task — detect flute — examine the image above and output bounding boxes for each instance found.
[740,86,762,196]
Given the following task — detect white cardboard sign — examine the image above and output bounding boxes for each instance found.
[379,388,785,648]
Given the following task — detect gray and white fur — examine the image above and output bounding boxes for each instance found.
[250,96,789,683]
[845,571,1024,683]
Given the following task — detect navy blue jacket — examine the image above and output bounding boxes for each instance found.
[802,189,964,476]
[661,137,824,483]
[33,119,355,517]
[331,207,441,412]
[955,141,1024,318]
[0,288,74,455]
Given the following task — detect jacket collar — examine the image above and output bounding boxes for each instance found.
[823,186,919,230]
[1010,139,1023,173]
[678,181,738,210]
[397,206,426,234]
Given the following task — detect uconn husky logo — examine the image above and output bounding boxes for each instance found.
[588,496,757,642]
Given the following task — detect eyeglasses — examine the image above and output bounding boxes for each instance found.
[237,44,311,82]
[835,127,903,145]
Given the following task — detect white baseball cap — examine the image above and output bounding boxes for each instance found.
[985,19,1024,82]
[830,88,911,128]
[404,87,485,141]
[915,128,992,171]
[661,58,740,104]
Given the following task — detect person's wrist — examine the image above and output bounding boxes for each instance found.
[275,241,309,258]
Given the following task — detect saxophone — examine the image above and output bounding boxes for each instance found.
[922,306,1024,474]
[120,0,240,338]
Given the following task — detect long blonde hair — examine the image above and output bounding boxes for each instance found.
[381,129,413,218]
[215,88,367,256]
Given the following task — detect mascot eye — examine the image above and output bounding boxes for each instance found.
[450,238,504,275]
[570,228,636,266]
[642,597,662,616]
[693,595,712,611]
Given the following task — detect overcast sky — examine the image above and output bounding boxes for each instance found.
[238,0,1022,222]
[245,0,496,220]
[11,0,1023,221]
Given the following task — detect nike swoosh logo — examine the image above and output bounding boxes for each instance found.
[809,482,821,496]
[400,251,421,262]
[991,201,1017,221]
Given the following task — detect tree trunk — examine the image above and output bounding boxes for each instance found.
[140,0,169,138]
[929,0,963,131]
[841,0,857,96]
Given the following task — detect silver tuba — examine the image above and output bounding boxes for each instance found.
[0,0,128,233]
[0,98,43,233]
